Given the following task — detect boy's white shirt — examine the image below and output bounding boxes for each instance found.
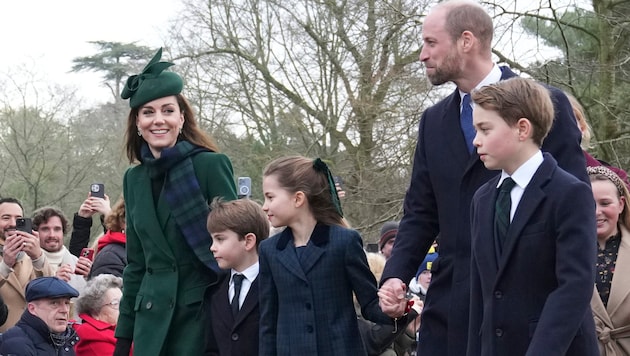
[229,262,259,308]
[497,150,544,221]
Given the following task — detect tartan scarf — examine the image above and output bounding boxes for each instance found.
[141,140,219,272]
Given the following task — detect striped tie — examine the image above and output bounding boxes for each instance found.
[495,177,516,253]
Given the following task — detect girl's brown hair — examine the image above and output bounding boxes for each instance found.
[124,94,219,163]
[263,156,345,227]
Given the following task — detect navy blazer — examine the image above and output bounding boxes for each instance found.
[380,67,589,356]
[259,224,391,356]
[209,273,259,356]
[468,154,598,356]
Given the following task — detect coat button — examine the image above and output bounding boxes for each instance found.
[306,325,313,333]
[305,303,312,310]
[146,301,153,309]
[494,290,503,299]
[231,333,239,341]
[147,268,153,274]
[495,328,503,337]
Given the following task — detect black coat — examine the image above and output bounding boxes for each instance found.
[0,310,79,355]
[380,67,589,356]
[208,273,260,356]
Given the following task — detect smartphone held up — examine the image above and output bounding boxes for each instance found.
[15,217,33,234]
[90,183,105,199]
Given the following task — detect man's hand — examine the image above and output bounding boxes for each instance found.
[74,256,92,277]
[56,264,74,282]
[378,278,408,318]
[2,232,24,268]
[19,231,43,261]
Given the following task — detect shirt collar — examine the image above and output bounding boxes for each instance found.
[459,63,502,103]
[231,262,259,282]
[497,150,544,189]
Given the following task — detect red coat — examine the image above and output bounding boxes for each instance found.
[74,313,132,356]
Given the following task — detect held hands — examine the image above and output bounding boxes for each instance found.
[378,278,408,318]
[78,194,112,218]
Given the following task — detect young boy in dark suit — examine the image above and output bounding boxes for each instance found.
[205,198,269,356]
[467,77,598,356]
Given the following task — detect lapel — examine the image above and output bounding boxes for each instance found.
[607,226,630,318]
[275,224,330,282]
[234,277,259,326]
[128,167,175,259]
[474,179,500,278]
[496,156,553,279]
[5,264,26,299]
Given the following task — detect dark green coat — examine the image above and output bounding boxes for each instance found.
[115,152,237,356]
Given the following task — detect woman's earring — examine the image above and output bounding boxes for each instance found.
[179,127,183,134]
[137,129,142,137]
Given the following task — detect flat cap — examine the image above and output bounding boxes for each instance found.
[26,277,79,302]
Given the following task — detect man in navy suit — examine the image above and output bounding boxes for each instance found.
[378,1,588,356]
[204,198,270,356]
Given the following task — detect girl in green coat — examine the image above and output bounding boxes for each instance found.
[113,48,238,356]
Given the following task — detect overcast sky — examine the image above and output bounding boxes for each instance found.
[0,0,183,106]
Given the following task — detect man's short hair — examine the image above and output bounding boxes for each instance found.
[32,206,69,234]
[0,198,24,211]
[471,77,555,146]
[439,0,494,50]
[207,198,269,247]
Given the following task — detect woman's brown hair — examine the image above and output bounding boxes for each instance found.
[124,94,219,163]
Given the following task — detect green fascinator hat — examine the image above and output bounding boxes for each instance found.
[121,48,184,109]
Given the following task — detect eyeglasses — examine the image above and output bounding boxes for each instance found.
[102,299,120,309]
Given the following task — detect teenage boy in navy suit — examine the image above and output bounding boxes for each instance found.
[204,198,269,356]
[467,77,598,356]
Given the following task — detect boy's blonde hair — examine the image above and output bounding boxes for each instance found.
[471,77,554,146]
[207,198,270,247]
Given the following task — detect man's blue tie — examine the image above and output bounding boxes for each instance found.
[461,94,475,153]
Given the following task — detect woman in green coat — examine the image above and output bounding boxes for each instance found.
[113,48,238,356]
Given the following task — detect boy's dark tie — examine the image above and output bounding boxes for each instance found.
[231,274,245,317]
[460,93,475,153]
[495,177,516,254]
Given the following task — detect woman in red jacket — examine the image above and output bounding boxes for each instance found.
[74,274,129,356]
